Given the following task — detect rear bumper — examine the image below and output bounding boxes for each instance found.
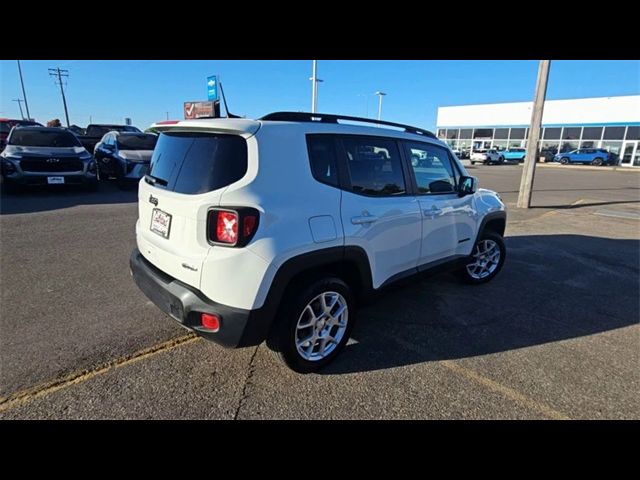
[129,248,269,348]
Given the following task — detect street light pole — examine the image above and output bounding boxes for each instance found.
[310,60,324,113]
[17,60,31,121]
[517,60,551,209]
[375,91,386,121]
[12,99,25,119]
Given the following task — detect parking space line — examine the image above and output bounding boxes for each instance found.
[439,360,571,420]
[0,334,201,413]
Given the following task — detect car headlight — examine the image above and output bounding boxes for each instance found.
[79,152,93,161]
[1,158,17,175]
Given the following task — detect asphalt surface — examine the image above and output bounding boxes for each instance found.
[1,166,639,419]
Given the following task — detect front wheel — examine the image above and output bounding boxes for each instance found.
[560,157,569,165]
[456,231,506,284]
[267,277,355,373]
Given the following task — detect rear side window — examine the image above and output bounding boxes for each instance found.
[149,132,247,194]
[306,135,339,187]
[342,137,406,196]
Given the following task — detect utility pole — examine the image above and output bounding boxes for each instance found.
[375,91,387,121]
[166,111,170,120]
[309,60,323,113]
[12,99,25,119]
[17,61,31,120]
[517,60,551,209]
[48,67,71,127]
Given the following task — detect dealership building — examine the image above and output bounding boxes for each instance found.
[436,95,640,166]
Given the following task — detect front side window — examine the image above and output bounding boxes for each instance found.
[342,137,406,196]
[405,141,457,194]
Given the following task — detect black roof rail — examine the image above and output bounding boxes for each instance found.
[259,111,436,138]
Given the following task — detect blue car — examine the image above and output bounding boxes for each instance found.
[554,148,613,166]
[501,148,527,162]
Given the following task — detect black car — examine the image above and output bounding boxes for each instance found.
[78,124,142,153]
[0,126,98,191]
[94,131,158,188]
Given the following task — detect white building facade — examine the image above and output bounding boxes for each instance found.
[436,95,640,166]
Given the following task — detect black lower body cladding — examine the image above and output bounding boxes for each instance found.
[129,249,269,348]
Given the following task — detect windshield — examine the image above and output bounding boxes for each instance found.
[117,134,158,150]
[9,129,81,148]
[86,125,140,136]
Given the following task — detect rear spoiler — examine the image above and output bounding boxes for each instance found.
[151,118,260,137]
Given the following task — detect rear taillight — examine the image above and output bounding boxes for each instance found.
[207,208,260,247]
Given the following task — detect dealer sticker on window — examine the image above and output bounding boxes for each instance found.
[150,208,172,239]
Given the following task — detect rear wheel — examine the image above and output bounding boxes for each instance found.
[267,277,355,373]
[560,157,569,165]
[591,157,603,166]
[456,231,506,284]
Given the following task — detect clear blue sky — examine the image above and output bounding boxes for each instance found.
[1,60,638,131]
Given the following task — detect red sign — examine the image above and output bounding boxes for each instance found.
[184,101,215,119]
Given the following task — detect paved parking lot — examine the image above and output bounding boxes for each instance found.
[1,165,638,419]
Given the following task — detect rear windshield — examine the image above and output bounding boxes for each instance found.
[9,129,81,147]
[86,125,140,136]
[148,132,247,194]
[117,134,157,150]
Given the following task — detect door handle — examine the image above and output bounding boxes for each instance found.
[423,208,443,218]
[351,215,378,225]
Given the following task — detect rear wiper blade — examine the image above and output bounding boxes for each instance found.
[144,174,167,186]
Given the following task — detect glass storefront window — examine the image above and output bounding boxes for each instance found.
[560,141,578,153]
[473,128,493,138]
[510,128,526,140]
[494,128,509,139]
[493,140,508,151]
[437,129,446,138]
[603,126,625,140]
[540,141,559,155]
[508,140,524,148]
[580,140,599,149]
[626,126,639,140]
[563,127,581,140]
[446,129,459,139]
[543,127,562,139]
[459,129,473,139]
[601,141,623,162]
[582,127,603,140]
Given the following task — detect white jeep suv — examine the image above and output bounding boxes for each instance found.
[130,112,507,373]
[470,149,504,165]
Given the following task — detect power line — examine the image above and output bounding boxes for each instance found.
[48,67,71,127]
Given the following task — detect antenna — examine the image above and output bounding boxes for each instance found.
[218,82,240,119]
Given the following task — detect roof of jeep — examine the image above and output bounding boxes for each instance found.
[151,116,441,144]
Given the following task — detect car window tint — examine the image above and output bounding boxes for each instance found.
[306,135,339,187]
[342,137,406,196]
[405,141,457,194]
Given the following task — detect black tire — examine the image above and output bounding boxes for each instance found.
[591,157,603,166]
[267,276,356,374]
[560,157,569,165]
[456,231,506,285]
[470,161,475,165]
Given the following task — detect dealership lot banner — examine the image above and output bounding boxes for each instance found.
[184,101,217,119]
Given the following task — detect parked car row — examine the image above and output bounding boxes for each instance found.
[1,122,155,192]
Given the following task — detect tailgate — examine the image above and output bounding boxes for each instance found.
[137,180,220,290]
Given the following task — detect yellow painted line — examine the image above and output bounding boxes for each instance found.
[0,334,201,413]
[439,360,571,420]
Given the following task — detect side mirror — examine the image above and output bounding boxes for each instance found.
[458,175,477,197]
